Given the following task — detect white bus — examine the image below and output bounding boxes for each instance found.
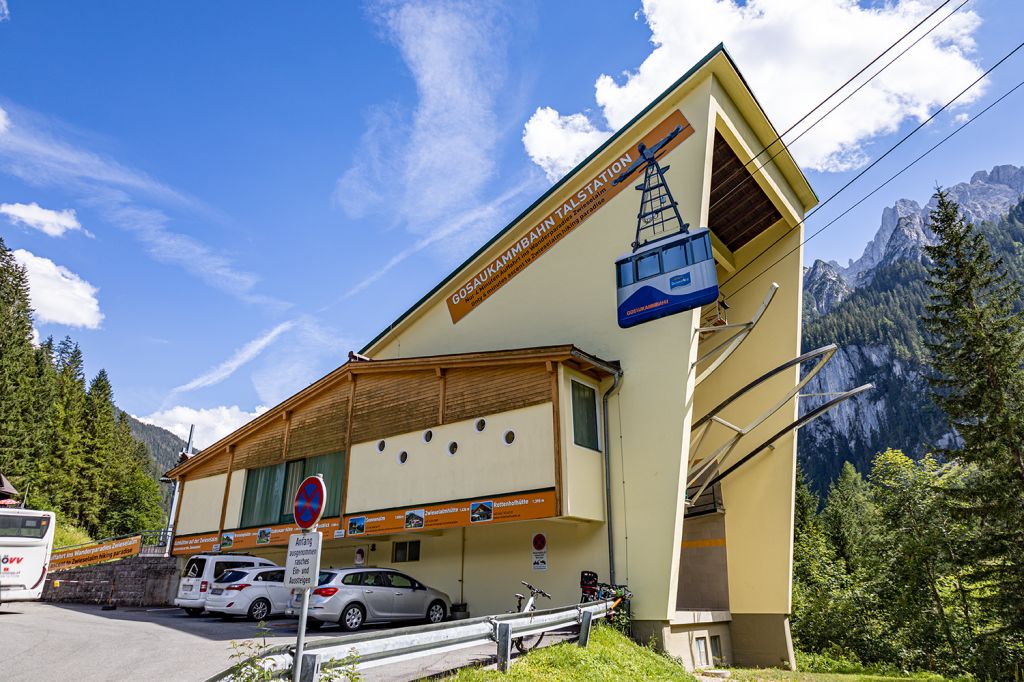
[0,508,56,603]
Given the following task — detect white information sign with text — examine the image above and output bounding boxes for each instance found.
[285,531,322,590]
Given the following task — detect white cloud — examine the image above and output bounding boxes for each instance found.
[173,321,296,393]
[336,1,510,231]
[524,0,984,175]
[0,104,283,306]
[249,317,353,407]
[13,248,103,329]
[0,1,9,22]
[521,108,611,183]
[0,201,90,237]
[137,405,269,450]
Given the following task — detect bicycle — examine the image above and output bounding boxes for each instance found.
[510,580,551,653]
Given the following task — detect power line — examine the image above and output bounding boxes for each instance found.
[709,0,971,214]
[720,72,1024,303]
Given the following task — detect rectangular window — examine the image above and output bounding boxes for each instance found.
[240,463,285,528]
[392,540,420,563]
[661,243,686,271]
[636,251,661,280]
[571,380,600,451]
[710,634,723,665]
[695,637,710,667]
[617,260,635,287]
[689,234,711,263]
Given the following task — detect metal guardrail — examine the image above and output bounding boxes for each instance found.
[207,599,615,681]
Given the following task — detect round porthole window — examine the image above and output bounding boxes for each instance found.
[503,430,515,445]
[475,418,486,432]
[448,441,458,456]
[377,440,386,452]
[398,451,408,464]
[423,430,433,443]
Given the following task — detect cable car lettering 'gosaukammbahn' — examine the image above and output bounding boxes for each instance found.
[616,228,718,328]
[612,124,719,328]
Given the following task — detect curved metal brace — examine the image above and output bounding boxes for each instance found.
[686,344,839,502]
[706,383,873,489]
[692,283,779,386]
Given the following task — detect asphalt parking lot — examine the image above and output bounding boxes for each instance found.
[1,601,378,681]
[2,602,566,681]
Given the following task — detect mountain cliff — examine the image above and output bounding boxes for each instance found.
[798,164,1024,494]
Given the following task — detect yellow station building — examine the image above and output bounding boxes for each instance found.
[166,45,825,670]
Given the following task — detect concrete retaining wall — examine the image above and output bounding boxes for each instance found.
[43,555,179,607]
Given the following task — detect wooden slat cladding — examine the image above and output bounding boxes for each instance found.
[287,386,349,460]
[233,422,286,472]
[187,450,230,478]
[708,131,782,253]
[444,365,550,423]
[350,371,440,443]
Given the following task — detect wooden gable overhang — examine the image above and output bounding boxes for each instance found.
[165,344,620,481]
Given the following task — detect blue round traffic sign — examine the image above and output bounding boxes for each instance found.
[294,475,327,529]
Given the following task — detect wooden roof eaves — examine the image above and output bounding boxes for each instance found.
[165,344,619,480]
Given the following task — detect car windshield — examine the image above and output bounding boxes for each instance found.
[217,569,249,584]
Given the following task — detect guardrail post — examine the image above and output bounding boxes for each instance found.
[578,610,594,648]
[496,621,513,673]
[299,652,321,682]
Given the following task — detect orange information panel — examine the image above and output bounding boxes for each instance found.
[171,519,342,556]
[446,110,693,323]
[343,488,557,538]
[51,535,142,571]
[171,490,556,555]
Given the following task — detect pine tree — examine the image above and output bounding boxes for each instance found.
[0,237,38,487]
[83,370,117,534]
[922,189,1024,669]
[50,337,90,528]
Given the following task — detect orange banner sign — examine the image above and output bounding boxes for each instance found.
[446,110,693,323]
[171,490,556,555]
[50,535,142,572]
[343,488,557,538]
[172,519,343,556]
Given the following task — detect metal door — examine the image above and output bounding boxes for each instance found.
[386,573,427,619]
[359,571,395,619]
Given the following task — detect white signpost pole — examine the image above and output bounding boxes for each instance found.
[287,474,326,682]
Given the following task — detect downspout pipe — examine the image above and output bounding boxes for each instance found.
[602,369,623,585]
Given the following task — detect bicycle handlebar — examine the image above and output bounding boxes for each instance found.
[520,580,551,599]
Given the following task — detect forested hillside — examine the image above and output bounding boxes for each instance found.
[798,166,1024,494]
[0,237,166,541]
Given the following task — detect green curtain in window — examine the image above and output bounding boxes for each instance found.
[304,452,344,518]
[240,463,285,528]
[571,381,600,450]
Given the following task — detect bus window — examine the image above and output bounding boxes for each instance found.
[617,260,635,287]
[0,514,49,539]
[690,234,711,262]
[637,252,661,280]
[662,244,686,271]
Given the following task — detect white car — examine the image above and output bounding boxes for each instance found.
[174,554,277,616]
[205,566,292,620]
[287,567,451,631]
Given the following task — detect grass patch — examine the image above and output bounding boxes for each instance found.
[729,672,955,682]
[447,624,697,681]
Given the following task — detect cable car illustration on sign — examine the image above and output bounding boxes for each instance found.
[613,125,719,328]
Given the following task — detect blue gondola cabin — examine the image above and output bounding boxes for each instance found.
[615,228,718,328]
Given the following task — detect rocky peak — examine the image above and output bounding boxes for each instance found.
[804,259,852,316]
[840,164,1024,286]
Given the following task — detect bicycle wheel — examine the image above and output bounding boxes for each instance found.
[514,632,545,653]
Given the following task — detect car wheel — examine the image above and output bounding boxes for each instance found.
[427,601,446,624]
[340,604,365,632]
[184,607,204,617]
[248,598,271,621]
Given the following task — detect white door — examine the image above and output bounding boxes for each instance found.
[259,569,289,613]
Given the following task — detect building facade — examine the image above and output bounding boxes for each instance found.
[166,45,819,670]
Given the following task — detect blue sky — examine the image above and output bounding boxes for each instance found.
[1,0,1022,447]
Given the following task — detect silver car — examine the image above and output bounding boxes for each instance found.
[287,567,451,631]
